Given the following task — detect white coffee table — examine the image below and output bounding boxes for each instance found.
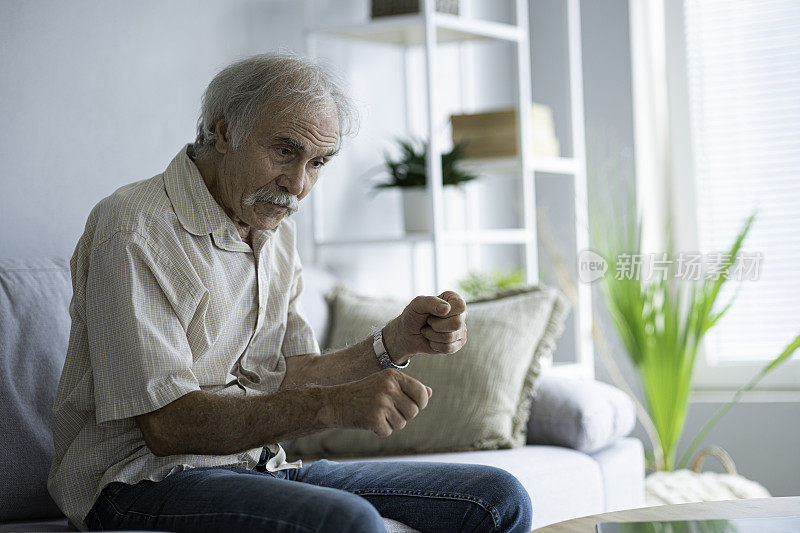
[533,497,800,532]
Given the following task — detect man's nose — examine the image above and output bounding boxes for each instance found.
[277,163,306,196]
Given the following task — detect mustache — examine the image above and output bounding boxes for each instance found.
[242,186,300,215]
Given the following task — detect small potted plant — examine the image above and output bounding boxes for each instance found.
[376,138,478,233]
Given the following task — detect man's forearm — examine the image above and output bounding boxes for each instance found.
[281,320,411,389]
[282,292,470,390]
[281,336,380,389]
[142,385,335,457]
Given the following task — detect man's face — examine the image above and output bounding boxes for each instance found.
[213,104,339,232]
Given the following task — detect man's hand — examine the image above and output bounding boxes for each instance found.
[322,369,432,437]
[383,290,468,364]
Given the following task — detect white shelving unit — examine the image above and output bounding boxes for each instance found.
[304,0,593,379]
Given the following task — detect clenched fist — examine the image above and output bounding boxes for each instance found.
[383,290,468,365]
[325,369,432,437]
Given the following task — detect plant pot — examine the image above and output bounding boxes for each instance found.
[401,186,468,233]
[401,187,431,233]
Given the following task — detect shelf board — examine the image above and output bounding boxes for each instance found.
[460,156,578,176]
[309,13,523,46]
[315,228,533,248]
[441,228,533,244]
[534,156,579,174]
[316,234,432,247]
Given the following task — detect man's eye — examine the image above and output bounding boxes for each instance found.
[311,160,326,169]
[277,147,293,157]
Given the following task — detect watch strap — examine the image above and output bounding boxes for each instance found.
[373,327,410,369]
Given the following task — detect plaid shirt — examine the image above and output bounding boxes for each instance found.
[47,145,319,531]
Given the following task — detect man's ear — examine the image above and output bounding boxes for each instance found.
[214,118,230,154]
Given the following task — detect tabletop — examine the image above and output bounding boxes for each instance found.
[533,497,800,532]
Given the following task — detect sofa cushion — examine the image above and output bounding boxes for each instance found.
[288,284,569,459]
[526,375,636,454]
[299,265,338,350]
[0,258,72,521]
[590,437,645,511]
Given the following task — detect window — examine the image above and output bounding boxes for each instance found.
[681,0,800,387]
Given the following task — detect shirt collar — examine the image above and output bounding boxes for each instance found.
[163,144,233,238]
[163,145,277,251]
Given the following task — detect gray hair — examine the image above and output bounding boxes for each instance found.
[192,51,358,158]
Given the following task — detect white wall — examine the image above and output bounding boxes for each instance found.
[0,0,310,258]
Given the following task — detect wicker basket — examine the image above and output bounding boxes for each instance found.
[645,446,771,505]
[371,0,459,18]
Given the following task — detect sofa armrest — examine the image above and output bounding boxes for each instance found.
[526,375,636,454]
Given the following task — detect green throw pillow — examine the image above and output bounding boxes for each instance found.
[287,284,570,459]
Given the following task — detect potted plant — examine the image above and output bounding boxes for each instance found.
[590,204,800,501]
[376,138,478,233]
[537,204,800,502]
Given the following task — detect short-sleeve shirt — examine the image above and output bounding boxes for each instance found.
[47,145,320,531]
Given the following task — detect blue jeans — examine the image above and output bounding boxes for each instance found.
[85,447,532,532]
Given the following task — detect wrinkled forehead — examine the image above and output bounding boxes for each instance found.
[255,101,340,150]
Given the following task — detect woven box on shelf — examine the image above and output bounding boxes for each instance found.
[371,0,459,18]
[450,104,560,159]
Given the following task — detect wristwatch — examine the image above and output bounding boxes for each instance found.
[373,327,410,370]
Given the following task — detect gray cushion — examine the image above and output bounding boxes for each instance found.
[0,258,72,521]
[526,375,636,454]
[289,284,570,459]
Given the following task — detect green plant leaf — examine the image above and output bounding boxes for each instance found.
[590,203,793,470]
[457,268,524,300]
[377,138,479,190]
[676,330,800,469]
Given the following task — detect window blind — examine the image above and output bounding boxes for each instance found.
[684,0,800,363]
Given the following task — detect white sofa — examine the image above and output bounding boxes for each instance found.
[0,258,644,531]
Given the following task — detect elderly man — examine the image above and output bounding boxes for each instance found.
[47,52,532,533]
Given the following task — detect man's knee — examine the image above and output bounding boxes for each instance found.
[466,465,532,533]
[319,489,387,533]
[488,467,533,532]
